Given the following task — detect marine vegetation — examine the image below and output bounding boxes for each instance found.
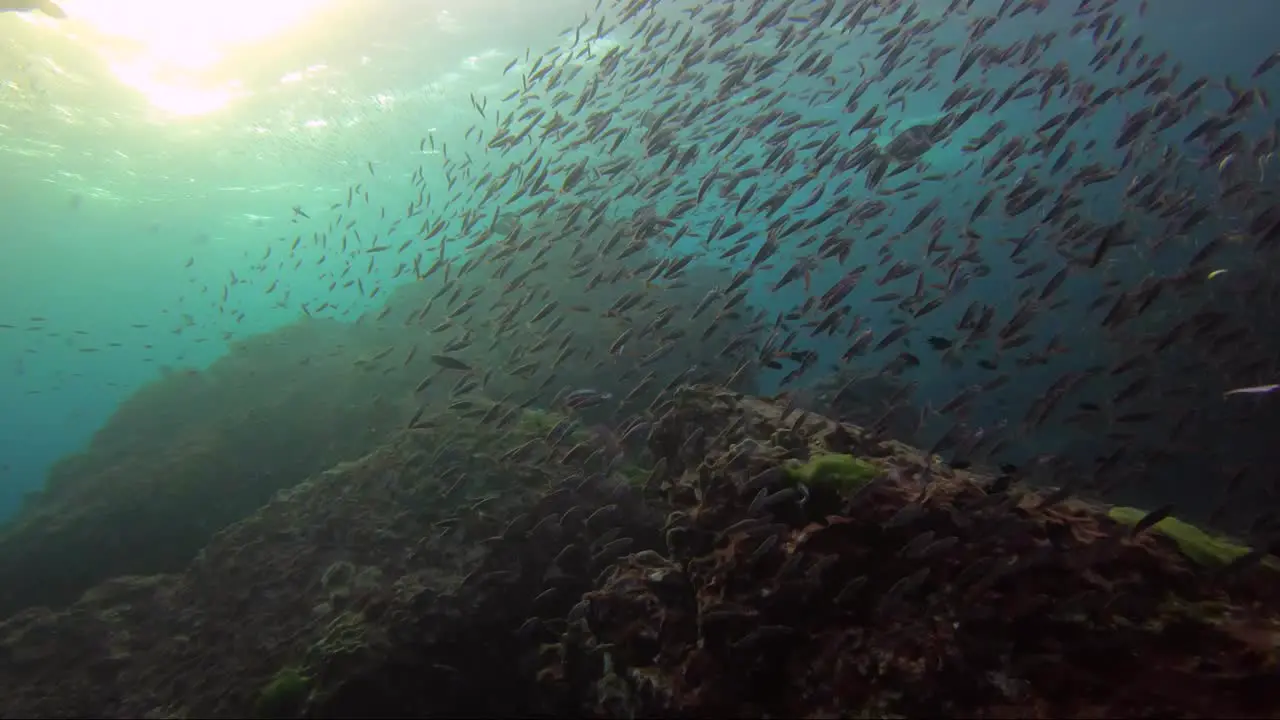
[782,453,881,492]
[0,386,1274,718]
[253,666,311,719]
[1108,505,1260,569]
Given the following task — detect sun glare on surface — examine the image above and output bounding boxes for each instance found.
[56,0,336,117]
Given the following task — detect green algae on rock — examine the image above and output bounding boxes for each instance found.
[2,386,1280,719]
[783,453,881,492]
[253,666,311,719]
[1107,505,1254,568]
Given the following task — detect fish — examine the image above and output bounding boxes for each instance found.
[562,388,613,410]
[0,0,64,18]
[430,354,472,372]
[1224,384,1280,397]
[1129,504,1176,537]
[1255,51,1280,78]
[18,0,1280,575]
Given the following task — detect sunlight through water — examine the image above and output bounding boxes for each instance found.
[52,0,339,116]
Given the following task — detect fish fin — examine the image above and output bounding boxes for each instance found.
[37,0,66,17]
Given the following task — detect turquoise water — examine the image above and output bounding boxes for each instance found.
[0,0,594,518]
[1,0,1279,526]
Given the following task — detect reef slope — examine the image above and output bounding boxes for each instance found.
[0,386,1275,719]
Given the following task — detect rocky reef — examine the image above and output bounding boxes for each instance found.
[0,386,1277,718]
[0,208,759,621]
[0,318,430,618]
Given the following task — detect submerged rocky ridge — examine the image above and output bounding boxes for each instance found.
[0,385,1276,719]
[0,209,761,620]
[0,319,428,618]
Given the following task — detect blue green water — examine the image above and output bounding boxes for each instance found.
[1,0,1278,527]
[0,0,584,518]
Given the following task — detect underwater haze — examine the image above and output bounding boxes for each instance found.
[4,0,1279,524]
[4,0,1280,716]
[0,0,603,519]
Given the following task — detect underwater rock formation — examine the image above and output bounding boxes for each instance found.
[0,386,1275,718]
[372,208,764,412]
[801,367,920,445]
[0,399,656,718]
[548,386,1280,718]
[0,319,431,619]
[0,206,757,620]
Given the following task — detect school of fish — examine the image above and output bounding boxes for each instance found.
[21,0,1280,540]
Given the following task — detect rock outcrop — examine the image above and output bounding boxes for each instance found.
[0,386,1275,718]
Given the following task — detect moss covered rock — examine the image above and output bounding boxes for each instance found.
[253,666,310,719]
[783,453,881,493]
[1108,506,1257,568]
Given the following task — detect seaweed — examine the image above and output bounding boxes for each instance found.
[253,666,310,719]
[1108,505,1255,568]
[783,453,881,493]
[3,385,1279,719]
